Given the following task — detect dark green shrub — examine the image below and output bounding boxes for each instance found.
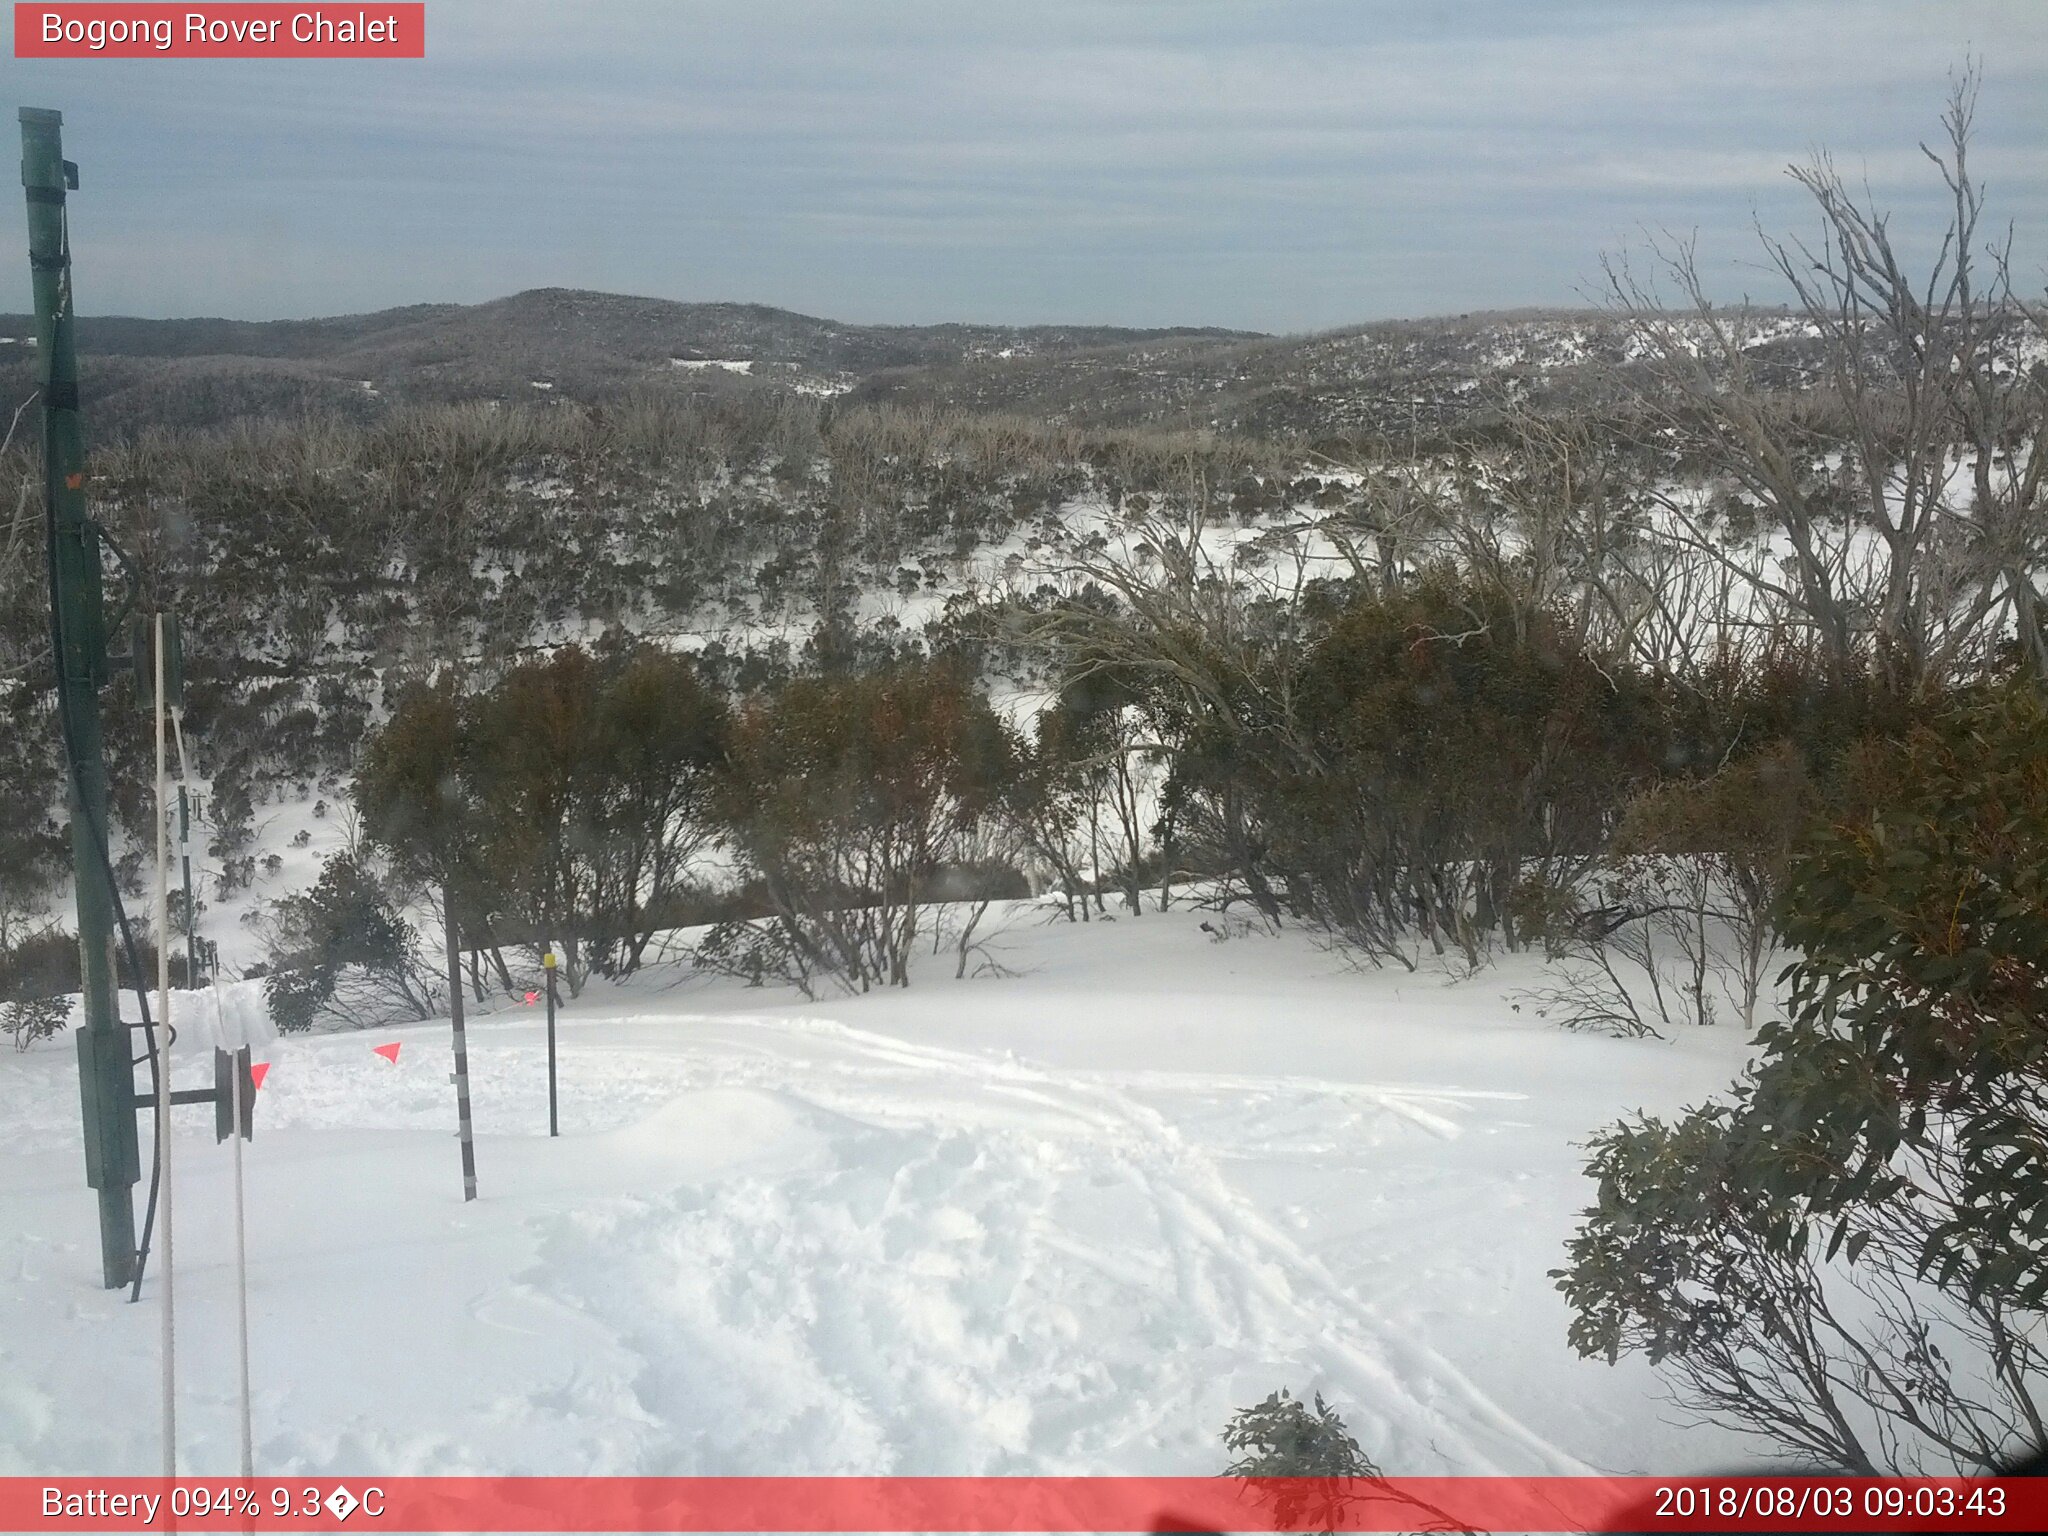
[2,995,70,1050]
[1554,685,2048,1472]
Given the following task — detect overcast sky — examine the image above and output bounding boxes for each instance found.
[4,0,2046,332]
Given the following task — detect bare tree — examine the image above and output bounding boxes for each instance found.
[0,393,45,684]
[1601,67,2046,689]
[1001,459,1333,921]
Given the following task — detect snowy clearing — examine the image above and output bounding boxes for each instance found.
[0,904,1763,1478]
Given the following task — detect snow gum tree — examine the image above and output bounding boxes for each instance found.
[1555,684,2048,1471]
[1219,1389,1469,1534]
[1602,69,2048,690]
[1051,666,1162,917]
[354,672,504,1011]
[999,704,1099,921]
[357,645,731,1001]
[1535,744,1818,1036]
[582,643,729,975]
[1244,570,1658,967]
[712,664,1020,991]
[463,645,606,993]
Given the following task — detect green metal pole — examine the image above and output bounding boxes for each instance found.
[21,108,139,1289]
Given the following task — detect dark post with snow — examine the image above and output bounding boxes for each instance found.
[444,887,479,1199]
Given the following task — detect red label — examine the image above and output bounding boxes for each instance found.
[0,1476,2041,1533]
[14,4,425,57]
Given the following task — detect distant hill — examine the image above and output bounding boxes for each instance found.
[0,288,1264,438]
[846,307,1832,439]
[1,288,1254,367]
[1,287,1841,444]
[0,302,465,361]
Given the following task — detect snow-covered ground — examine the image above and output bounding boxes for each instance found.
[0,902,1764,1478]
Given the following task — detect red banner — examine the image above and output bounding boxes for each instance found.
[0,1476,2041,1533]
[13,5,425,58]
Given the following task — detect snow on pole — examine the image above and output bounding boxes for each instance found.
[170,710,197,984]
[207,984,256,1478]
[212,1016,257,1478]
[229,1037,252,1478]
[152,612,176,1474]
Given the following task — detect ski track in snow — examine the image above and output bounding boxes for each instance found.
[469,1011,1587,1476]
[3,914,1733,1478]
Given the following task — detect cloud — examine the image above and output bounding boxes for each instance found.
[4,0,2045,328]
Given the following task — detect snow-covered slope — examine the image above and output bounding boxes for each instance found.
[0,902,1761,1477]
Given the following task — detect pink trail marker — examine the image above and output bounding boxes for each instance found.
[373,1042,401,1065]
[249,1062,271,1090]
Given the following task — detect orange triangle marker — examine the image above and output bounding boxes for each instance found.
[373,1042,401,1065]
[250,1062,271,1090]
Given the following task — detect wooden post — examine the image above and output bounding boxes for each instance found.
[543,948,559,1139]
[443,888,478,1201]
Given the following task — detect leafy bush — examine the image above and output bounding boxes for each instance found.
[262,964,333,1036]
[2,995,70,1051]
[1554,685,2048,1472]
[690,918,811,992]
[1218,1390,1465,1535]
[1244,570,1660,967]
[1221,1390,1379,1536]
[0,927,80,1004]
[1768,685,2048,1314]
[264,852,439,1030]
[1222,1389,1378,1479]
